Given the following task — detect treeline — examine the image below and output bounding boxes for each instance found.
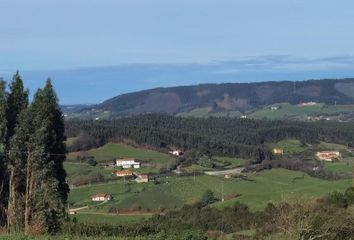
[0,72,68,234]
[65,114,354,161]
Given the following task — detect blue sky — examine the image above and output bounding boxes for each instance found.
[1,0,354,104]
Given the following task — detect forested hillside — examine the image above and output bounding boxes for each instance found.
[69,79,354,117]
[65,114,354,161]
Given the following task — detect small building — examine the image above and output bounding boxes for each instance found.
[114,170,133,177]
[91,193,112,202]
[273,148,284,155]
[169,150,183,156]
[270,106,280,110]
[300,102,319,106]
[307,116,321,121]
[316,151,341,162]
[135,175,149,183]
[240,115,247,119]
[116,159,140,169]
[224,174,231,179]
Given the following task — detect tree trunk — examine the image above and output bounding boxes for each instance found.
[6,169,14,233]
[25,157,32,234]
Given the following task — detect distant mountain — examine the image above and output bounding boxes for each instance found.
[64,79,354,119]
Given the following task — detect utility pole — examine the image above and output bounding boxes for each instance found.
[352,167,354,188]
[221,181,224,202]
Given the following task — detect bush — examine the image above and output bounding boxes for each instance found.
[87,157,98,166]
[201,190,216,206]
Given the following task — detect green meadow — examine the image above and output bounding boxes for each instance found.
[68,169,351,211]
[67,142,175,170]
[250,103,354,120]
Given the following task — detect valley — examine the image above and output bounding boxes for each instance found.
[64,137,354,225]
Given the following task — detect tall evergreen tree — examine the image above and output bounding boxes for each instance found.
[6,71,28,142]
[8,109,32,233]
[6,72,29,233]
[26,79,69,233]
[0,79,7,226]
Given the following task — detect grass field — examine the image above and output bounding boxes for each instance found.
[214,157,246,168]
[69,168,351,211]
[249,103,354,120]
[67,143,175,171]
[317,141,348,151]
[323,157,354,174]
[181,157,246,173]
[70,213,151,224]
[268,139,307,154]
[64,162,118,184]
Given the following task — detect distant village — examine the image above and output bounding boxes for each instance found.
[91,149,184,202]
[90,143,346,203]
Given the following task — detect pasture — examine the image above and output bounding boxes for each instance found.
[66,142,175,172]
[249,103,354,120]
[68,169,351,212]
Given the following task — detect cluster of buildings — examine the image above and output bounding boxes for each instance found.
[90,158,150,202]
[316,151,341,162]
[112,169,149,183]
[113,157,149,184]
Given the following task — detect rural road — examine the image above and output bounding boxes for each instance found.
[70,200,108,212]
[204,167,244,176]
[78,211,156,216]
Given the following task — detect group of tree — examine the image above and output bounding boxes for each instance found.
[0,72,69,234]
[65,114,354,162]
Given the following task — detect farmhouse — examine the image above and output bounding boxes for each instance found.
[91,193,112,202]
[116,159,140,169]
[135,174,149,183]
[114,170,133,177]
[169,150,183,156]
[273,148,284,155]
[316,151,341,162]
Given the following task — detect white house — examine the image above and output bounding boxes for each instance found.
[116,159,140,169]
[169,150,183,156]
[91,193,112,202]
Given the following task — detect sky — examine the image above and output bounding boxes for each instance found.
[1,0,354,104]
